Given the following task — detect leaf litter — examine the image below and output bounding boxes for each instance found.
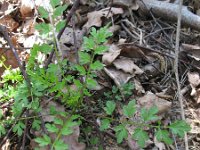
[0,0,200,149]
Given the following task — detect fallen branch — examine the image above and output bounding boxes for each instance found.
[137,0,200,31]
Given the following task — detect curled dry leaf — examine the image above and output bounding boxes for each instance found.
[138,91,172,115]
[84,7,123,29]
[113,57,143,75]
[113,0,139,10]
[104,66,134,86]
[102,44,121,65]
[20,0,34,18]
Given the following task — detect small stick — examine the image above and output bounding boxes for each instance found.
[174,0,189,149]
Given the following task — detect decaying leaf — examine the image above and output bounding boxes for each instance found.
[133,79,145,95]
[187,72,200,97]
[138,92,172,115]
[113,0,139,10]
[181,43,200,61]
[113,57,143,75]
[22,18,35,35]
[84,7,123,29]
[0,15,19,31]
[104,66,134,86]
[102,44,121,65]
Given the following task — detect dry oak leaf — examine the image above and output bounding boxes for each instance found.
[102,44,121,65]
[84,7,123,29]
[113,57,143,75]
[138,91,172,115]
[20,0,34,18]
[0,15,19,31]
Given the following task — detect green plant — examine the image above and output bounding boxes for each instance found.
[100,95,191,148]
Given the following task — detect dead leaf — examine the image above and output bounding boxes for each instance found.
[102,44,121,65]
[187,72,200,97]
[22,18,35,35]
[154,137,166,150]
[0,15,19,31]
[104,66,134,86]
[20,0,34,18]
[181,43,200,61]
[84,7,123,29]
[138,91,172,115]
[113,0,139,10]
[113,57,143,75]
[133,78,145,95]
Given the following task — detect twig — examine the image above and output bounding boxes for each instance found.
[45,0,80,69]
[174,0,189,149]
[21,111,29,150]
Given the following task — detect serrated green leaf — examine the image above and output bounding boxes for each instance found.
[54,139,69,150]
[0,125,6,137]
[56,20,66,32]
[168,120,191,137]
[122,100,136,117]
[78,51,91,65]
[38,6,49,19]
[100,119,110,131]
[83,37,95,50]
[132,128,148,148]
[104,101,116,115]
[35,23,51,34]
[13,121,25,136]
[94,45,108,54]
[54,118,64,125]
[53,5,68,18]
[155,129,173,145]
[50,0,60,8]
[40,43,52,54]
[114,125,128,143]
[90,61,104,70]
[75,65,86,75]
[32,119,41,130]
[35,134,51,146]
[45,123,59,133]
[141,106,158,122]
[86,78,97,89]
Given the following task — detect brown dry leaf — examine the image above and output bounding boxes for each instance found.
[133,78,145,95]
[84,7,123,29]
[113,57,143,75]
[138,91,172,115]
[20,0,34,18]
[181,43,200,61]
[102,44,121,65]
[0,15,19,31]
[104,66,134,86]
[154,137,166,150]
[113,0,139,10]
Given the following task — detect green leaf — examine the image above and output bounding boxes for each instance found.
[141,106,158,122]
[56,20,66,32]
[155,129,173,145]
[104,101,116,115]
[90,61,104,70]
[86,78,97,89]
[83,37,95,50]
[35,134,51,146]
[91,27,112,44]
[94,45,108,55]
[32,119,41,130]
[38,6,49,19]
[45,123,59,133]
[53,5,68,18]
[100,119,110,131]
[54,139,69,150]
[168,120,191,137]
[0,125,6,137]
[0,109,3,119]
[114,125,128,143]
[75,65,86,75]
[78,51,91,65]
[35,23,51,34]
[54,118,64,125]
[13,121,25,136]
[40,43,52,54]
[50,0,60,8]
[122,100,136,117]
[132,128,148,148]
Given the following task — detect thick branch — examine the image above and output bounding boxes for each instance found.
[138,0,200,31]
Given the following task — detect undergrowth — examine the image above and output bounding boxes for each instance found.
[0,0,191,149]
